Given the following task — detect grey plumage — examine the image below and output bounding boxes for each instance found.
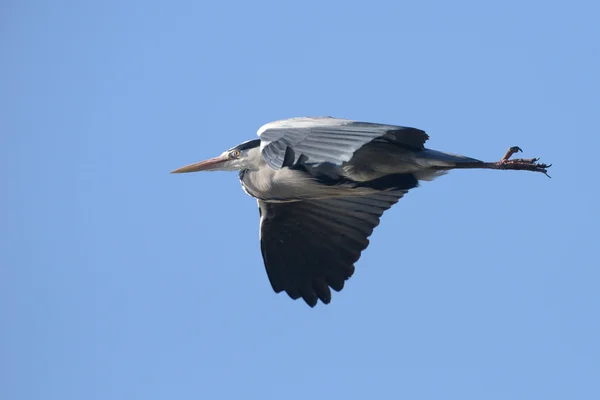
[258,116,429,170]
[172,116,551,307]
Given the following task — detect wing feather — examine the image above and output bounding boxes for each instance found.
[258,117,428,170]
[258,189,409,307]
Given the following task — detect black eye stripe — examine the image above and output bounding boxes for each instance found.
[227,139,260,152]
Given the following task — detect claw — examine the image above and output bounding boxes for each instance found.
[501,146,525,162]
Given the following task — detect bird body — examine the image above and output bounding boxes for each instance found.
[173,117,551,307]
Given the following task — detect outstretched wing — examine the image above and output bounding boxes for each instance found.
[257,116,429,170]
[258,189,411,307]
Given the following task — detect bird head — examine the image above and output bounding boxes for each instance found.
[171,139,261,173]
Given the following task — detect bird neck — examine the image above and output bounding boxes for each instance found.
[242,147,264,171]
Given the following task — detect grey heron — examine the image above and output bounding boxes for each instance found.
[172,117,551,307]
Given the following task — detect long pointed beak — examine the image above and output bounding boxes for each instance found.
[171,155,228,173]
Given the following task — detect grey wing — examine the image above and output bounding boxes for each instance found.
[257,116,429,170]
[258,190,409,307]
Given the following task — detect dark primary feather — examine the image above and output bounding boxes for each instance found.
[258,117,429,170]
[258,183,417,307]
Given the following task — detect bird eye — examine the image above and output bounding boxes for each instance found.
[230,150,241,159]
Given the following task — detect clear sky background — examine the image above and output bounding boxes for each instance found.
[2,1,599,399]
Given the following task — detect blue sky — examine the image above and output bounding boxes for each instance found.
[2,1,599,399]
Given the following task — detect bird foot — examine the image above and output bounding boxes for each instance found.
[501,146,523,162]
[497,146,552,177]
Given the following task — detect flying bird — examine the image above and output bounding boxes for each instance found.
[172,117,551,307]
